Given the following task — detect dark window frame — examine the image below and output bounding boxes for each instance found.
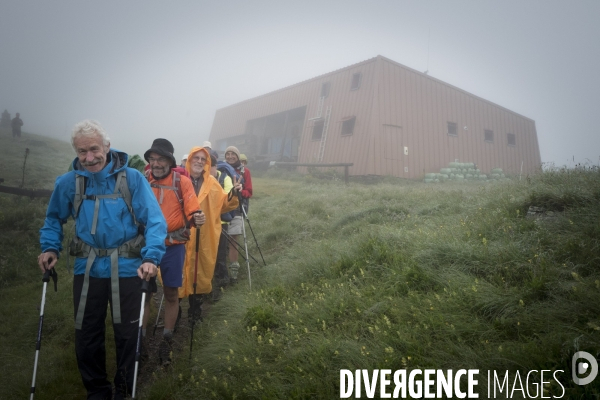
[507,133,516,146]
[350,72,362,90]
[447,122,458,136]
[312,119,325,141]
[321,82,330,98]
[484,129,494,142]
[341,117,356,136]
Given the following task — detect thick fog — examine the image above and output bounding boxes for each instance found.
[1,1,598,166]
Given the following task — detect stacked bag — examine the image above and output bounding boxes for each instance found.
[423,162,506,183]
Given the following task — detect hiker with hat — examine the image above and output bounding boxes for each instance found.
[180,154,188,169]
[179,146,241,318]
[38,119,167,399]
[240,153,248,167]
[141,138,205,366]
[209,149,237,301]
[224,146,253,283]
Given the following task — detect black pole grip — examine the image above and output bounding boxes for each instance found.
[42,269,51,283]
[141,279,150,293]
[42,264,58,292]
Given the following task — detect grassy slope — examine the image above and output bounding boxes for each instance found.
[0,128,75,287]
[0,127,74,190]
[141,169,599,399]
[1,129,599,398]
[0,128,87,399]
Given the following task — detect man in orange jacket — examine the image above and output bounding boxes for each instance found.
[142,138,206,366]
[179,146,241,318]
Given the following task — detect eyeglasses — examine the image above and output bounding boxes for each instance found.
[148,156,169,163]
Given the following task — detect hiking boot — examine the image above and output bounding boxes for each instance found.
[158,336,173,366]
[212,287,223,303]
[229,262,240,284]
[188,295,203,322]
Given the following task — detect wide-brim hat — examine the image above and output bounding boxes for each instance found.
[144,138,177,167]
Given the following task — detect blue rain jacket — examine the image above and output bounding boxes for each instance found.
[40,149,167,278]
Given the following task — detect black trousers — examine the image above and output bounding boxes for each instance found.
[73,275,142,400]
[213,224,230,288]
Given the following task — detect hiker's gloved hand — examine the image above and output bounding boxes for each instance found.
[193,211,205,227]
[137,262,158,281]
[38,251,57,272]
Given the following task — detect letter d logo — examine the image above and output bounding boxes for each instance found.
[572,351,598,385]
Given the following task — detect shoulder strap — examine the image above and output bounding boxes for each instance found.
[74,174,86,218]
[115,170,136,224]
[173,171,183,206]
[74,169,137,228]
[149,170,185,214]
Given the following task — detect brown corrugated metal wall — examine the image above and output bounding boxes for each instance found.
[209,55,541,178]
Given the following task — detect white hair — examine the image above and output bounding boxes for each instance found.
[71,119,110,150]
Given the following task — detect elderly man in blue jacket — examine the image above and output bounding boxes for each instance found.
[38,119,167,400]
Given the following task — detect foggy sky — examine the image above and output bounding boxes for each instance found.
[1,0,599,167]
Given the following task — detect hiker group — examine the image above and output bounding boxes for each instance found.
[36,120,254,399]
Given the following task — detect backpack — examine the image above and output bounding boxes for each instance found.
[70,168,145,329]
[216,161,240,222]
[147,170,191,243]
[127,154,147,173]
[73,169,139,231]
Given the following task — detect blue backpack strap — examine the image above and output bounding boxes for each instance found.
[217,161,241,186]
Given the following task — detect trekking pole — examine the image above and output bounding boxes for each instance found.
[239,198,266,266]
[30,266,58,400]
[132,278,151,399]
[190,210,202,359]
[223,230,260,265]
[152,293,164,336]
[238,194,252,290]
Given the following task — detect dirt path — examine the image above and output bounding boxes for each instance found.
[137,286,215,382]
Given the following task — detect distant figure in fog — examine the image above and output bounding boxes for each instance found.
[1,109,10,128]
[11,112,23,138]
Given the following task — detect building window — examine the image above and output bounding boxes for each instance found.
[341,117,356,136]
[321,82,330,98]
[507,133,516,146]
[350,72,362,90]
[447,122,458,136]
[484,129,494,142]
[312,120,324,140]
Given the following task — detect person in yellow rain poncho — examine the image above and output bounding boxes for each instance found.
[179,146,241,320]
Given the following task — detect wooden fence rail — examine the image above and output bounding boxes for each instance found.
[269,162,354,184]
[0,185,53,198]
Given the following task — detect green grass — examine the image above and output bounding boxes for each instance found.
[1,128,599,398]
[141,168,599,399]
